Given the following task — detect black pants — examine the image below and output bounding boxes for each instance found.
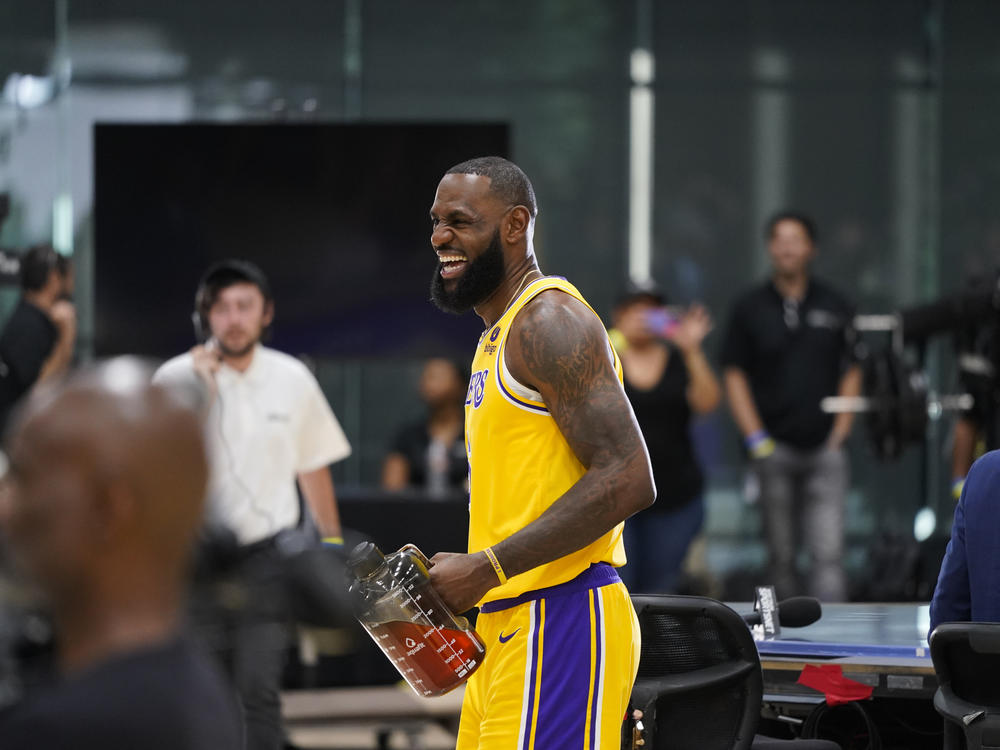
[191,537,292,750]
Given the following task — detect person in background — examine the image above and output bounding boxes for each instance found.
[0,244,75,433]
[382,357,468,497]
[611,285,721,593]
[0,358,241,749]
[154,259,351,750]
[948,269,1000,502]
[721,211,861,602]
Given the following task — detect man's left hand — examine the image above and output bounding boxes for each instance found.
[428,550,498,615]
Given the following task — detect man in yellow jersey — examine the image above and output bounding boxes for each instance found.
[426,156,655,750]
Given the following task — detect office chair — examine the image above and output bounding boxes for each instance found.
[930,622,1000,750]
[627,595,840,750]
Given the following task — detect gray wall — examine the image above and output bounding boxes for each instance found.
[2,0,999,585]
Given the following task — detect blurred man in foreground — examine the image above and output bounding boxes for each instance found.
[0,358,241,749]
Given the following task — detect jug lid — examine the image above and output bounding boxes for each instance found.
[347,541,386,580]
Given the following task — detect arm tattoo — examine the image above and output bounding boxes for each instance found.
[496,292,654,578]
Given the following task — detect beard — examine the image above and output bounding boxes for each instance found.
[215,327,262,358]
[218,339,257,358]
[430,230,506,315]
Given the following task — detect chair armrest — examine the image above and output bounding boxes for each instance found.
[934,686,995,726]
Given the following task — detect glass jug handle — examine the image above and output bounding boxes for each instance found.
[398,543,432,569]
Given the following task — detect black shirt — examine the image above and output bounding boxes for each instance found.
[721,279,856,450]
[0,637,242,750]
[390,420,468,495]
[0,299,58,430]
[954,271,1000,447]
[624,344,704,510]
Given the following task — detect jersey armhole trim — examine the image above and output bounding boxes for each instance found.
[497,330,550,414]
[495,277,621,413]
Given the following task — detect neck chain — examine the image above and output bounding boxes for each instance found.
[492,270,539,327]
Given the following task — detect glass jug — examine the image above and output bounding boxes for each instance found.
[347,542,486,697]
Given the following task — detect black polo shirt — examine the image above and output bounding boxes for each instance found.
[721,278,857,450]
[953,270,1000,447]
[0,299,58,433]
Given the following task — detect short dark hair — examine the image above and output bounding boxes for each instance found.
[765,210,818,244]
[613,280,667,312]
[194,259,273,321]
[55,253,72,278]
[445,156,538,218]
[20,244,60,292]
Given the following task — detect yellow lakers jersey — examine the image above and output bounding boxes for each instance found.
[465,276,627,605]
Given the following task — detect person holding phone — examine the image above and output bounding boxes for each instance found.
[154,259,351,750]
[611,285,721,593]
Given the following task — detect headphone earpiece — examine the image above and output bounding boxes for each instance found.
[192,310,208,344]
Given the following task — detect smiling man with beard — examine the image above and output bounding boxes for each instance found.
[425,156,655,750]
[154,260,351,750]
[430,226,505,314]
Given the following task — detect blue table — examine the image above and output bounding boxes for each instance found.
[734,603,941,748]
[750,602,931,661]
[733,602,934,701]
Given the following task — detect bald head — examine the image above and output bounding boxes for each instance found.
[1,358,208,601]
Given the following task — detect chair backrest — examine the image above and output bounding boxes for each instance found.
[629,595,762,750]
[931,623,1000,707]
[930,622,1000,750]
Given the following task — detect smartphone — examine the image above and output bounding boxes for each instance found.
[643,307,680,338]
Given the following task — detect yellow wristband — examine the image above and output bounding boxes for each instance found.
[322,536,344,546]
[483,546,508,585]
[750,437,776,460]
[951,478,965,501]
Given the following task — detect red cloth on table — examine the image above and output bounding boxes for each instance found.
[796,663,874,706]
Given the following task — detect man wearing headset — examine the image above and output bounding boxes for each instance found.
[154,259,351,750]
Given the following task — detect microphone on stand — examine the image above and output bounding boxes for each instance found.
[743,596,822,629]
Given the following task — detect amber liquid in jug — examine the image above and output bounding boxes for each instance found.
[347,542,486,697]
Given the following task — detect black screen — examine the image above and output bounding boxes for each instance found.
[94,123,508,358]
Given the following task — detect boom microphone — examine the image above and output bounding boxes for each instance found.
[742,596,822,628]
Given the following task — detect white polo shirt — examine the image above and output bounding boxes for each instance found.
[155,345,351,545]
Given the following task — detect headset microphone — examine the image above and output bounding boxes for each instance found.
[192,311,208,344]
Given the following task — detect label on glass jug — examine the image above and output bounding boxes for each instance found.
[370,619,484,696]
[349,542,487,697]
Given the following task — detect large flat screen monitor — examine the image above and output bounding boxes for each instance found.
[94,122,508,359]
